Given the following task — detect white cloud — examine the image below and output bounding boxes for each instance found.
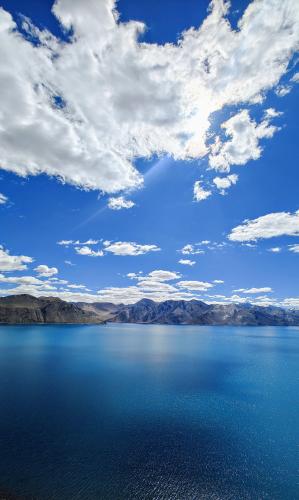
[193,181,211,201]
[49,277,68,284]
[77,239,99,245]
[146,270,180,281]
[275,84,291,97]
[282,298,299,309]
[289,244,299,253]
[0,0,297,194]
[179,259,195,266]
[264,108,282,119]
[103,241,161,256]
[290,72,299,83]
[57,240,74,246]
[229,210,299,241]
[213,174,238,194]
[0,274,45,286]
[108,196,135,210]
[75,246,104,257]
[34,264,58,277]
[67,284,89,290]
[64,260,75,265]
[137,281,177,292]
[127,270,180,282]
[0,246,33,272]
[177,280,214,291]
[96,286,195,305]
[179,244,205,255]
[268,247,281,253]
[179,241,227,255]
[0,193,8,204]
[213,279,224,284]
[234,287,272,294]
[209,110,278,172]
[127,272,139,279]
[58,239,99,246]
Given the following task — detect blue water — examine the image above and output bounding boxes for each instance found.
[0,325,298,499]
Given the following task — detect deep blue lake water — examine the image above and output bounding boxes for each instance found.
[0,324,298,499]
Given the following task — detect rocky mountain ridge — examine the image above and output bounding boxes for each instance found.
[106,298,299,326]
[0,294,102,324]
[0,295,299,326]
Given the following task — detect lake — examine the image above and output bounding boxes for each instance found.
[0,324,298,499]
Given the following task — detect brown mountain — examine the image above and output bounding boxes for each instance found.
[1,295,299,326]
[0,294,103,324]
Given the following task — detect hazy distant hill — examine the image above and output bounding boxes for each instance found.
[1,295,299,326]
[76,301,120,322]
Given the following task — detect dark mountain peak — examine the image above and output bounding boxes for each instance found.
[136,298,156,306]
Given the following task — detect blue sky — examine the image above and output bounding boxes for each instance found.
[0,0,298,306]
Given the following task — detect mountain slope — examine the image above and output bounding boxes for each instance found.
[0,295,103,324]
[0,295,299,326]
[110,299,299,326]
[76,301,121,322]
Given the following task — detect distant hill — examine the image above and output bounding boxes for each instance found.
[1,295,299,326]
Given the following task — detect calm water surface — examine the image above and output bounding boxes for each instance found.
[0,324,298,499]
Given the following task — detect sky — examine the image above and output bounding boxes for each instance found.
[0,0,299,307]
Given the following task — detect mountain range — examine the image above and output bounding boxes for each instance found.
[1,294,299,326]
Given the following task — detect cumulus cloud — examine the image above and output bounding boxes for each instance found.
[75,246,104,257]
[96,269,214,302]
[0,274,46,286]
[108,196,135,210]
[234,287,272,294]
[282,298,299,308]
[213,174,238,194]
[179,244,205,255]
[193,181,211,201]
[95,269,193,303]
[145,270,180,281]
[34,264,58,277]
[289,244,299,253]
[103,241,161,256]
[0,246,33,272]
[229,210,299,241]
[0,193,8,204]
[95,286,194,304]
[179,259,195,266]
[275,84,291,97]
[177,280,214,291]
[59,239,161,257]
[0,0,298,195]
[209,110,278,172]
[264,108,283,119]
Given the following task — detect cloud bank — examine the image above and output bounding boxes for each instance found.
[0,0,298,195]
